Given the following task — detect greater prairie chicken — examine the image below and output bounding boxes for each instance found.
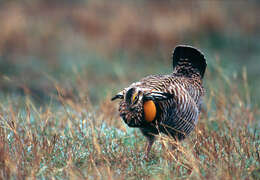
[112,45,207,156]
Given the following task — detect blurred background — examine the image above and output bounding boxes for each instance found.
[0,0,259,105]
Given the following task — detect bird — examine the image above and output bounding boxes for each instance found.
[111,45,207,157]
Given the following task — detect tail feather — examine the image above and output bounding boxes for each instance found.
[172,45,207,78]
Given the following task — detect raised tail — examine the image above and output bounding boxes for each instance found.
[172,45,207,78]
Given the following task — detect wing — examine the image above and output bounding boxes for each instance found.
[157,83,200,140]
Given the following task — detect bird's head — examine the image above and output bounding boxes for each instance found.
[116,87,146,127]
[125,87,144,110]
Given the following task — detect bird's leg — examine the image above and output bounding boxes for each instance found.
[145,136,156,159]
[139,128,158,159]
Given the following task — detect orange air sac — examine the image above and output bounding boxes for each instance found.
[143,100,156,122]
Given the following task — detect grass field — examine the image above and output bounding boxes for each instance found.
[0,1,260,179]
[0,62,259,179]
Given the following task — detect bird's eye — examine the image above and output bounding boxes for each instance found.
[132,92,139,104]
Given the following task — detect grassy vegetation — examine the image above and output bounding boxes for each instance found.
[0,1,259,179]
[0,63,259,179]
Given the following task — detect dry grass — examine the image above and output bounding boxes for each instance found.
[0,65,259,180]
[0,1,259,179]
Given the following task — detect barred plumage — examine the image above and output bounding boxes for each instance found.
[112,45,207,156]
